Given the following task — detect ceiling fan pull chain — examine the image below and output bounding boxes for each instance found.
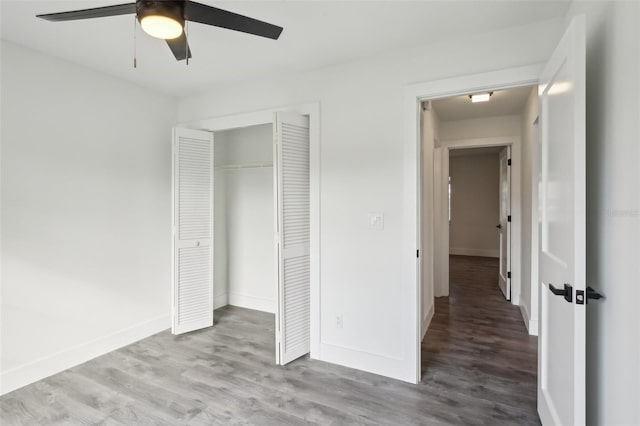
[133,15,137,69]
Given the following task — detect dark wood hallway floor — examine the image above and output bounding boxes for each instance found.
[1,255,539,425]
[422,255,539,425]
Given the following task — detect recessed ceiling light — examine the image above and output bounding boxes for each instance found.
[469,92,493,103]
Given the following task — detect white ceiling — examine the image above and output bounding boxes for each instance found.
[0,1,570,96]
[431,85,534,121]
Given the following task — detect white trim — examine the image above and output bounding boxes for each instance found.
[228,293,275,314]
[404,64,542,384]
[449,248,499,258]
[178,102,321,360]
[421,302,435,340]
[519,302,539,336]
[437,136,522,307]
[0,315,170,396]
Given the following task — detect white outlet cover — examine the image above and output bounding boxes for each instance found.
[368,213,384,230]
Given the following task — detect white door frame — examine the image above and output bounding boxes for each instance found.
[404,65,541,383]
[435,137,521,305]
[178,102,321,359]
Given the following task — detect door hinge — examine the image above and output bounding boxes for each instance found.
[417,249,420,258]
[508,159,512,166]
[507,271,511,279]
[507,215,511,222]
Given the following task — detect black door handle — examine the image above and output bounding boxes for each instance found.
[576,286,604,304]
[587,287,603,301]
[496,224,502,229]
[549,283,573,303]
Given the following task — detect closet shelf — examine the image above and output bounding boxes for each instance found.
[215,163,273,170]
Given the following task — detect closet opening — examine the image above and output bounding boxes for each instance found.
[213,123,278,360]
[171,110,314,367]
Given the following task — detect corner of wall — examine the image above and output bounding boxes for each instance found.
[421,300,435,339]
[519,302,538,336]
[214,293,229,309]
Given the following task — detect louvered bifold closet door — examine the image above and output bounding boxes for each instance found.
[172,128,214,335]
[275,112,311,364]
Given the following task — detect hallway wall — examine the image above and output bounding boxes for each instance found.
[449,152,500,258]
[519,87,539,335]
[439,115,521,141]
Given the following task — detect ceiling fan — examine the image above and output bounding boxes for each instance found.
[36,1,283,62]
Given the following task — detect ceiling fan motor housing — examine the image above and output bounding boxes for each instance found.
[136,0,185,26]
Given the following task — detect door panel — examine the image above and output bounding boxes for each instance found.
[498,146,511,300]
[537,15,586,426]
[274,112,311,365]
[172,128,214,335]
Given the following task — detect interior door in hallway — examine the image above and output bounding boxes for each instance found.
[537,15,586,426]
[498,146,511,300]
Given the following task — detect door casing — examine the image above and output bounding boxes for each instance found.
[177,103,321,360]
[433,140,518,303]
[405,65,542,383]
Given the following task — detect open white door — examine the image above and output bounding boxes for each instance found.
[274,112,310,365]
[172,128,214,335]
[537,15,586,426]
[498,146,511,300]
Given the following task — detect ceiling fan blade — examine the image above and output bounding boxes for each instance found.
[166,32,193,61]
[184,1,283,40]
[36,3,136,22]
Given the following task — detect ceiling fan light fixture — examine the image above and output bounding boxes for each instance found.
[140,15,183,39]
[137,1,184,40]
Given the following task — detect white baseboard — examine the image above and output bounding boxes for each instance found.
[519,303,538,336]
[0,314,170,396]
[449,248,499,258]
[214,293,228,309]
[228,293,275,314]
[421,302,435,339]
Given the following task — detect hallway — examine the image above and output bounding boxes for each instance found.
[422,255,539,425]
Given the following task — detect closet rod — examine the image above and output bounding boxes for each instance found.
[215,163,274,170]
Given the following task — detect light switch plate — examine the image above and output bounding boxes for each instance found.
[368,213,384,230]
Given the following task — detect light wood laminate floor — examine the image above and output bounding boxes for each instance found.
[1,255,538,425]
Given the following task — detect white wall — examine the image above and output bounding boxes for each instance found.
[214,125,275,313]
[449,152,500,258]
[433,146,449,298]
[178,19,565,381]
[519,87,539,335]
[565,2,640,425]
[0,41,177,394]
[439,115,521,141]
[213,136,229,309]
